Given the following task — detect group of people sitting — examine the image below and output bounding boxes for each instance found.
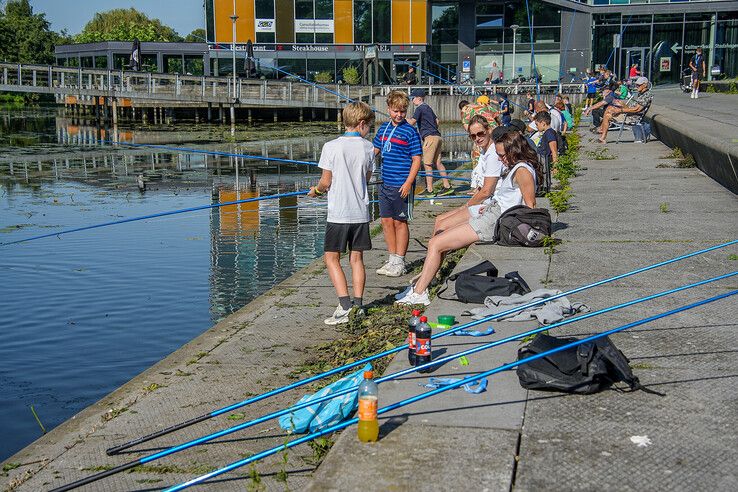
[583,70,654,144]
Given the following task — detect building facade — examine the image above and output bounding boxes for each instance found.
[205,0,738,84]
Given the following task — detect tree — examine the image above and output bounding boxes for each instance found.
[184,28,206,43]
[75,8,182,43]
[0,0,59,63]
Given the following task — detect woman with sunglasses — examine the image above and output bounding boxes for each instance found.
[396,129,539,306]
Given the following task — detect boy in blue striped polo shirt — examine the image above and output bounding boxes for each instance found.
[372,90,422,277]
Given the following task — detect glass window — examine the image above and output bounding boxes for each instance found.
[80,56,94,68]
[164,55,183,73]
[296,32,314,43]
[255,0,275,19]
[184,55,204,75]
[307,58,335,82]
[432,3,458,68]
[316,33,333,43]
[295,0,313,19]
[354,0,371,44]
[374,0,391,43]
[141,54,158,72]
[94,56,107,68]
[256,32,276,43]
[654,14,684,23]
[594,14,621,26]
[650,22,682,85]
[316,0,333,19]
[278,56,307,79]
[715,19,738,78]
[113,54,127,70]
[685,13,713,23]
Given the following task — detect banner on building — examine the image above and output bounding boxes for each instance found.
[255,19,275,33]
[295,19,334,34]
[660,57,671,72]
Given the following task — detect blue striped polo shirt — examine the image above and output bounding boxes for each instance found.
[373,120,422,187]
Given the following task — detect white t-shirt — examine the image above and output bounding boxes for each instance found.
[318,136,375,223]
[529,108,563,134]
[470,144,503,189]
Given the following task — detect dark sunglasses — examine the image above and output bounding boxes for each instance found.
[468,130,487,140]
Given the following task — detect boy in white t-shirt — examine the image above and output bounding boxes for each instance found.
[308,102,376,325]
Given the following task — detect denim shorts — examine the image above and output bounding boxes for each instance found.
[379,184,413,221]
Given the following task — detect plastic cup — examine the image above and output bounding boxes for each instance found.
[437,315,456,326]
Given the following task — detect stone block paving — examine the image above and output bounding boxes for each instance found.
[310,126,738,491]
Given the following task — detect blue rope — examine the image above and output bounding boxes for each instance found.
[163,289,738,491]
[427,59,460,81]
[558,11,577,89]
[0,190,308,247]
[417,173,471,182]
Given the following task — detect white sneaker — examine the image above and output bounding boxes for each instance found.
[324,305,352,325]
[383,261,405,277]
[394,284,413,300]
[395,288,431,306]
[376,260,394,276]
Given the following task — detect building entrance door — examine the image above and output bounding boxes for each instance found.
[623,48,651,81]
[393,53,422,84]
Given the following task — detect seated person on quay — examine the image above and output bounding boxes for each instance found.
[598,76,653,144]
[395,125,539,307]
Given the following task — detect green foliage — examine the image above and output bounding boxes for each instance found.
[546,186,573,216]
[659,203,669,213]
[342,66,360,85]
[585,147,615,160]
[308,437,334,463]
[2,463,20,477]
[314,71,333,84]
[0,0,62,64]
[247,464,264,491]
[75,8,182,43]
[184,28,206,43]
[728,254,738,261]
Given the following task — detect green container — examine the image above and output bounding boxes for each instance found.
[437,315,456,326]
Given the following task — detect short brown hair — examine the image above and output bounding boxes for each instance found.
[386,90,409,110]
[342,101,375,129]
[534,111,551,125]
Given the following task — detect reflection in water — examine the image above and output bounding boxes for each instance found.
[0,108,470,461]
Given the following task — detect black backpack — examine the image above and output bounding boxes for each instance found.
[516,334,664,395]
[438,261,531,304]
[493,205,552,247]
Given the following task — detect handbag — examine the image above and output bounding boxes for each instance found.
[438,261,531,304]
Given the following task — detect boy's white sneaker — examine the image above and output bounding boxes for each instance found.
[383,261,405,277]
[376,260,394,276]
[324,305,352,325]
[395,288,431,306]
[395,284,413,300]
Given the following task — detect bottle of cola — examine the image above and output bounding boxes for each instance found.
[407,309,421,365]
[415,316,432,373]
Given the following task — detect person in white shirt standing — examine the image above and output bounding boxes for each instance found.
[309,102,376,325]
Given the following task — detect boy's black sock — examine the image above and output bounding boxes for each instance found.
[353,297,363,308]
[339,296,352,311]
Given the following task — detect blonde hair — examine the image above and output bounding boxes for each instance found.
[342,101,375,129]
[386,90,409,110]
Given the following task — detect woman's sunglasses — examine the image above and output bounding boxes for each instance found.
[468,130,487,140]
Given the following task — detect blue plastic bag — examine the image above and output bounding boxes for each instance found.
[279,364,371,433]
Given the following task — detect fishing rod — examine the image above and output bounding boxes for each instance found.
[51,271,736,492]
[417,172,471,182]
[103,239,737,455]
[0,190,308,247]
[426,59,460,81]
[163,289,737,491]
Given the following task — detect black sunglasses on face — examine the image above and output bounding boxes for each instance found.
[468,130,487,140]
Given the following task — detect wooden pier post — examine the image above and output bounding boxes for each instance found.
[219,104,225,124]
[207,102,212,122]
[111,99,118,127]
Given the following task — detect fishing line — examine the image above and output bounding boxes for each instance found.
[162,290,737,491]
[102,239,738,456]
[50,272,736,492]
[0,190,308,247]
[524,0,541,97]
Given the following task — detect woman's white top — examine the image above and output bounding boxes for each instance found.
[492,161,536,213]
[470,143,502,190]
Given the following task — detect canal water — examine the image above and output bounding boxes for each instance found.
[0,108,470,461]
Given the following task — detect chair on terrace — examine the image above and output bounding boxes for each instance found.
[608,101,652,144]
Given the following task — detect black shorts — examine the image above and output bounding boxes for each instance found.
[324,222,372,253]
[379,184,413,221]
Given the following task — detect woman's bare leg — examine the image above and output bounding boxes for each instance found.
[413,223,479,294]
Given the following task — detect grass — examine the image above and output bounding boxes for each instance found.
[659,203,669,213]
[658,147,696,168]
[585,147,615,160]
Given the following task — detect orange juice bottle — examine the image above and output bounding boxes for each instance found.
[357,370,379,442]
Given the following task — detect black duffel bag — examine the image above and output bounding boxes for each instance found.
[516,334,664,395]
[438,261,531,304]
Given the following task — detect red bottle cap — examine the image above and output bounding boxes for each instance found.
[364,370,374,379]
[412,309,421,316]
[420,316,428,322]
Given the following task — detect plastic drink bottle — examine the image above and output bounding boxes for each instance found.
[415,316,432,373]
[407,309,421,365]
[357,370,379,442]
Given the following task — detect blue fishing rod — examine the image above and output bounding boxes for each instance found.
[164,289,738,491]
[417,172,471,182]
[103,239,737,456]
[427,59,460,82]
[524,0,541,98]
[51,271,736,492]
[0,190,308,247]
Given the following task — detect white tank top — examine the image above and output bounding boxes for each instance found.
[493,162,536,213]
